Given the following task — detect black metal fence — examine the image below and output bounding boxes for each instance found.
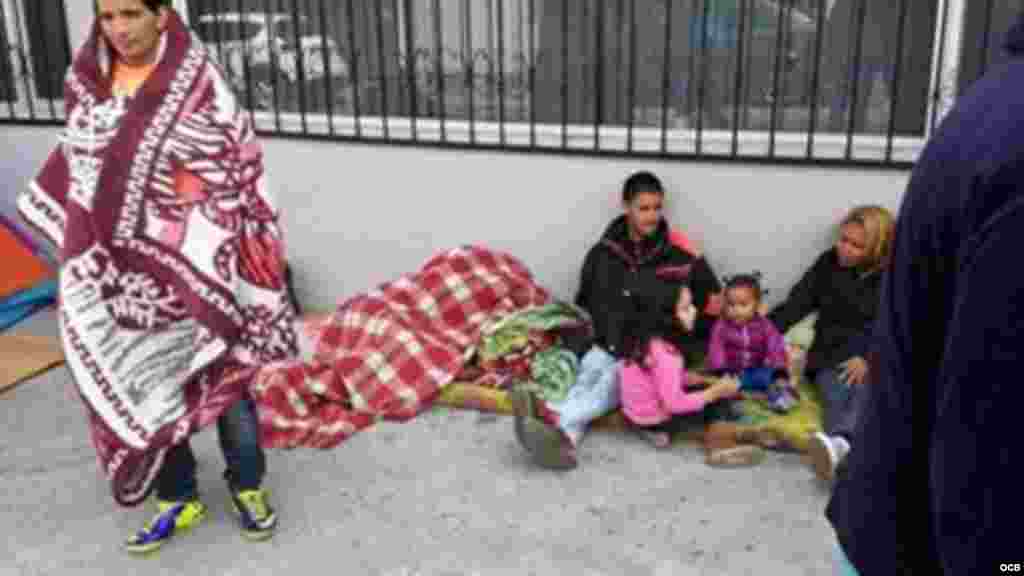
[0,0,70,123]
[2,1,1023,168]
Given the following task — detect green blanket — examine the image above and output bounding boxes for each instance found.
[729,313,822,451]
[438,313,826,452]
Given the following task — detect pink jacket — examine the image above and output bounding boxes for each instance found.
[620,338,708,426]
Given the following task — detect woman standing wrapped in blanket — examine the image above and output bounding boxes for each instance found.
[767,205,894,483]
[18,0,297,553]
[510,171,763,468]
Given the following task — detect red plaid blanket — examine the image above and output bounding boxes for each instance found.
[252,246,550,448]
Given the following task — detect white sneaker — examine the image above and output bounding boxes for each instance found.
[807,432,850,483]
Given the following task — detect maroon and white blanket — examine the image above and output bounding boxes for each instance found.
[252,246,550,449]
[18,12,295,506]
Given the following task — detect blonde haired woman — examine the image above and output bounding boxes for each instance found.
[767,205,895,482]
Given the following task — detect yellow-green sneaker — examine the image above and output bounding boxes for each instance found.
[229,489,278,541]
[123,499,207,554]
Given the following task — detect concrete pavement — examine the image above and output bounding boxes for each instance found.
[2,310,837,576]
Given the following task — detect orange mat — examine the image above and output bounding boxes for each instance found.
[0,220,53,299]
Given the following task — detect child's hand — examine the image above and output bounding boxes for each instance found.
[712,376,742,400]
[675,287,697,332]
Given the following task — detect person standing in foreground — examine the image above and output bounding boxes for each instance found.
[19,0,296,553]
[826,12,1024,574]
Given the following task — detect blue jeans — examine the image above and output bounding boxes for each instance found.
[815,368,859,439]
[155,398,265,500]
[835,542,860,575]
[738,367,777,393]
[550,345,620,445]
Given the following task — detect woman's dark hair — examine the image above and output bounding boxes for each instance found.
[95,0,169,13]
[622,171,665,204]
[724,272,765,302]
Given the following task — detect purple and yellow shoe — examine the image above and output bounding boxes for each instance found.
[123,499,207,555]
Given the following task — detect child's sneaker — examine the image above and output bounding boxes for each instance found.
[123,499,207,554]
[806,432,851,483]
[229,488,278,541]
[767,384,798,413]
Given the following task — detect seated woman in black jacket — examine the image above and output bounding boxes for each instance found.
[768,205,894,483]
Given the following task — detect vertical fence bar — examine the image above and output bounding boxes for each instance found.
[730,0,747,157]
[262,0,282,132]
[844,0,869,160]
[685,2,698,128]
[485,0,494,122]
[463,0,476,143]
[615,0,625,123]
[561,0,569,148]
[210,0,226,70]
[528,0,536,148]
[929,0,951,134]
[979,0,994,79]
[497,0,506,145]
[10,0,36,120]
[579,0,589,141]
[402,0,418,141]
[432,0,447,141]
[316,0,336,135]
[768,0,786,157]
[237,0,257,127]
[0,0,16,118]
[806,0,825,159]
[885,0,909,162]
[741,0,753,128]
[31,2,56,119]
[594,0,604,149]
[375,0,391,138]
[517,0,527,123]
[289,0,310,134]
[344,0,361,137]
[57,0,70,119]
[660,0,675,154]
[695,0,709,154]
[389,0,404,118]
[780,2,794,136]
[622,0,630,150]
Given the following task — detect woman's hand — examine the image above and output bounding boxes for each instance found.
[839,356,869,386]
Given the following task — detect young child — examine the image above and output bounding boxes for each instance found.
[619,284,745,451]
[706,273,798,413]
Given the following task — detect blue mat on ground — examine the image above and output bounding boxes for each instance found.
[0,279,57,331]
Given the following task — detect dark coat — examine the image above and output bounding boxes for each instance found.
[826,13,1024,575]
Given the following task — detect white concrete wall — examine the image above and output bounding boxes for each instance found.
[0,125,909,311]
